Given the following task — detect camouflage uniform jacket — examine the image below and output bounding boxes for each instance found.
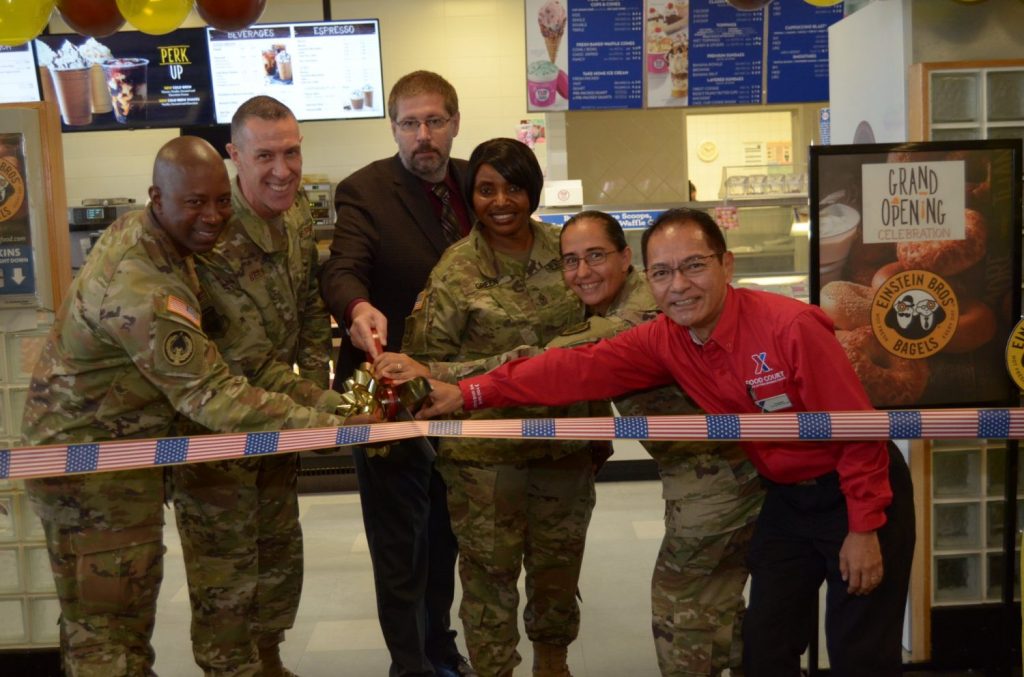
[551,269,761,533]
[22,208,343,448]
[194,183,340,411]
[403,219,587,463]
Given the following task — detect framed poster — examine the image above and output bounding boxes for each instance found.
[809,140,1022,409]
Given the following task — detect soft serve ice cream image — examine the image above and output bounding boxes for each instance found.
[537,0,567,62]
[78,38,114,114]
[49,41,93,126]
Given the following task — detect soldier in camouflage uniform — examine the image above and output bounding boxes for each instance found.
[22,137,353,677]
[382,211,764,676]
[402,139,593,677]
[170,97,341,677]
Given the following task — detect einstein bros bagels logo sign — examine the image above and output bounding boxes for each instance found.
[871,269,958,359]
[1005,319,1024,392]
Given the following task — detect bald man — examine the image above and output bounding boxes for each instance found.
[23,137,358,676]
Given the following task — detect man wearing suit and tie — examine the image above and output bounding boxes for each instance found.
[319,71,474,677]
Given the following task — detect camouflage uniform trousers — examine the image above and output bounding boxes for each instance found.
[437,449,596,677]
[25,469,166,677]
[651,472,763,677]
[171,453,302,676]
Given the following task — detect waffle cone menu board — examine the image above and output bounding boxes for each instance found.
[810,141,1023,409]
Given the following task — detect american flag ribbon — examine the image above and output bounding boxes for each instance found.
[2,407,1023,481]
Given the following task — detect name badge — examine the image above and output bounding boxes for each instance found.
[756,393,792,412]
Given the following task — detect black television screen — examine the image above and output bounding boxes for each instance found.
[206,19,384,124]
[35,29,215,132]
[0,44,40,104]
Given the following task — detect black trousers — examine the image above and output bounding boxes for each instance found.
[353,438,460,677]
[743,443,916,677]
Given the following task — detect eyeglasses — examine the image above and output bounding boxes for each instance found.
[561,249,618,271]
[395,116,452,134]
[645,254,717,284]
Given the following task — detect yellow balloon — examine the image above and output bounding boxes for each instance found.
[803,0,843,5]
[0,0,56,47]
[116,0,193,35]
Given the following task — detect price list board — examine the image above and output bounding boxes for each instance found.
[766,1,843,104]
[0,46,40,104]
[526,0,643,112]
[688,0,763,106]
[567,0,644,110]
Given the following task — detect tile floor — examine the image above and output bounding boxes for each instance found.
[152,480,666,676]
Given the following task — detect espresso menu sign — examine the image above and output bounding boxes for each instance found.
[810,141,1023,409]
[0,45,40,104]
[35,30,214,132]
[207,20,384,123]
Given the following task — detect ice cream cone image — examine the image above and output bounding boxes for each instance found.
[538,0,566,63]
[544,34,563,63]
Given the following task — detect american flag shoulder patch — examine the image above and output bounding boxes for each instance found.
[167,295,201,328]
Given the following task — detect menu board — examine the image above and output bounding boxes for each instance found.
[766,0,843,104]
[526,0,643,112]
[35,30,214,132]
[0,45,40,104]
[687,0,763,106]
[207,20,384,123]
[810,141,1023,409]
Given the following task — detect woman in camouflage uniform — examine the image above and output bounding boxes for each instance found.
[384,210,763,676]
[401,138,593,677]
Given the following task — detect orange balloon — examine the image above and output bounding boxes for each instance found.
[115,0,193,36]
[58,0,127,38]
[0,0,56,47]
[196,0,266,31]
[726,0,773,9]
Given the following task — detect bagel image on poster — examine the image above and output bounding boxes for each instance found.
[815,142,1018,408]
[0,133,30,246]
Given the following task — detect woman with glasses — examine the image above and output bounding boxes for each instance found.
[398,137,594,677]
[380,209,763,676]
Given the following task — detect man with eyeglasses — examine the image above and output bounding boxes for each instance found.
[320,70,474,677]
[419,208,915,677]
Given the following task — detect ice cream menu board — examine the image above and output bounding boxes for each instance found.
[766,0,843,104]
[206,21,384,123]
[810,141,1023,409]
[0,45,40,104]
[526,0,644,112]
[35,30,214,132]
[686,0,763,106]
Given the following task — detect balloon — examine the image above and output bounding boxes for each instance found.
[0,0,56,47]
[725,0,773,10]
[196,0,266,32]
[803,0,843,5]
[115,0,193,35]
[57,0,127,38]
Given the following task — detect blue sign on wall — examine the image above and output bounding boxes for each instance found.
[766,1,844,104]
[0,244,35,296]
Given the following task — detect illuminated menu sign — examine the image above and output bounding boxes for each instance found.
[0,45,40,104]
[207,20,384,123]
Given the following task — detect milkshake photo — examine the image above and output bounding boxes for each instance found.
[49,41,93,126]
[102,57,149,124]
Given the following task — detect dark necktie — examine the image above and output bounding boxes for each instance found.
[431,182,462,244]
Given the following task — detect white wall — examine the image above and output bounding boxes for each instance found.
[50,0,531,206]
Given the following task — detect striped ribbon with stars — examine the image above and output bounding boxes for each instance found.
[3,407,1023,481]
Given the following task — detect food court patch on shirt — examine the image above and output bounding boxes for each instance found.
[167,294,201,328]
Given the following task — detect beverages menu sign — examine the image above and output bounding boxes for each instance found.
[766,0,843,104]
[206,20,384,123]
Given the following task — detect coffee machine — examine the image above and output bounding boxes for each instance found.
[67,198,138,272]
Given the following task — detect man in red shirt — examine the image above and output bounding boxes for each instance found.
[419,208,915,677]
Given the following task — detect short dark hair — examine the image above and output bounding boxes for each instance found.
[641,208,726,268]
[388,71,459,121]
[230,95,295,143]
[562,210,628,252]
[466,138,544,212]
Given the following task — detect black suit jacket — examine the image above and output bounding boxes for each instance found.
[320,154,472,382]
